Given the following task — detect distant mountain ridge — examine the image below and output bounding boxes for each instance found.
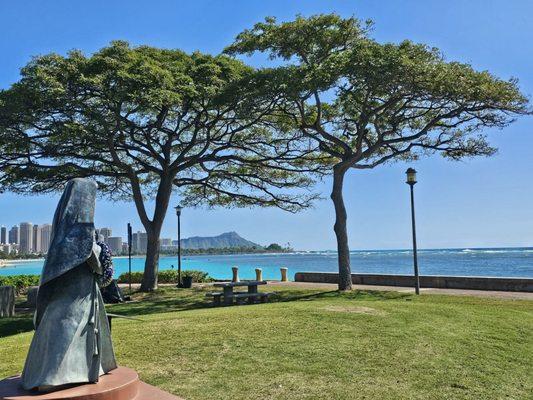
[180,231,262,250]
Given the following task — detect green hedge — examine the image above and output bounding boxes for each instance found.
[117,269,213,284]
[0,269,213,293]
[0,274,40,294]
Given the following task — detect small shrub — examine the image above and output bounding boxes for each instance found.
[117,271,144,284]
[158,270,179,283]
[0,275,40,294]
[181,270,213,283]
[117,269,213,284]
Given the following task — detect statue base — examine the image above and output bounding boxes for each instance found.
[0,366,183,400]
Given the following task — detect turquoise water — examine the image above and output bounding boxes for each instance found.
[2,248,533,280]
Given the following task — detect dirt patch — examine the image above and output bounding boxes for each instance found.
[322,305,386,315]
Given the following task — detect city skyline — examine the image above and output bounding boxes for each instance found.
[0,222,179,255]
[1,222,53,254]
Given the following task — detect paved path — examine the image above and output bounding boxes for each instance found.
[269,281,533,300]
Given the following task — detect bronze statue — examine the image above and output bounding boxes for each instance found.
[21,178,117,391]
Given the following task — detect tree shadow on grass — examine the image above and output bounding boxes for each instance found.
[107,286,211,317]
[0,287,414,336]
[0,313,34,338]
[106,286,415,319]
[1,288,210,337]
[270,288,414,303]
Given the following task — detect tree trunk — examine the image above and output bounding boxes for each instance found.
[331,166,352,291]
[140,229,161,291]
[138,175,173,292]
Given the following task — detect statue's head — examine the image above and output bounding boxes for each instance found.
[52,178,98,235]
[40,178,98,287]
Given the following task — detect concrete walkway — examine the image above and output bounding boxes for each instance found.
[269,281,533,300]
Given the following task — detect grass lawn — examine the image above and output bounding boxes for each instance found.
[0,285,531,399]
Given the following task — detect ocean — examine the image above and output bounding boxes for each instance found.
[1,247,533,280]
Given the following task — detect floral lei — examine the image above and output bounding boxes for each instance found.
[96,241,114,288]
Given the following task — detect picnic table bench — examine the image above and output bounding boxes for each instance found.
[206,281,272,306]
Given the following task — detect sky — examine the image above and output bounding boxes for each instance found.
[0,0,532,250]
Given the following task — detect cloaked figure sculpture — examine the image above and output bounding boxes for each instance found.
[21,178,117,391]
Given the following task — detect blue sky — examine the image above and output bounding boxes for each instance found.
[0,0,532,250]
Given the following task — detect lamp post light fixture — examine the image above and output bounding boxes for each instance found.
[405,168,420,295]
[175,205,183,288]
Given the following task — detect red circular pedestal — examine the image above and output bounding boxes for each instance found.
[0,367,182,400]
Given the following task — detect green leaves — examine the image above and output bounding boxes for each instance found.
[0,275,40,294]
[225,14,372,66]
[226,14,530,168]
[0,41,325,216]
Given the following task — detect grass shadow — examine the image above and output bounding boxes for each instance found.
[0,313,34,338]
[0,287,415,336]
[108,286,416,318]
[270,288,414,304]
[107,286,210,317]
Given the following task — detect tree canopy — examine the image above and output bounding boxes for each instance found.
[0,41,321,209]
[226,15,529,165]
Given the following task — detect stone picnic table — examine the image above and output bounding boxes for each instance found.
[208,281,271,306]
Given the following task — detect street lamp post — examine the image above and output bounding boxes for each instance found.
[175,205,183,288]
[405,168,420,295]
[127,223,132,294]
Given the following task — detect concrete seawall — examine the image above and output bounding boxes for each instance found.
[294,272,533,292]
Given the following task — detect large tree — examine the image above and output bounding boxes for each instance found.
[0,41,323,291]
[226,15,530,290]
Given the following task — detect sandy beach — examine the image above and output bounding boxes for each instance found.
[0,258,45,268]
[0,255,139,269]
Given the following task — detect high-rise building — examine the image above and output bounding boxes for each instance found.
[106,237,123,255]
[0,243,17,254]
[0,226,7,244]
[19,222,33,254]
[160,238,172,247]
[132,231,147,253]
[131,233,138,252]
[99,228,112,242]
[40,224,53,254]
[137,232,147,253]
[33,225,42,253]
[9,225,19,245]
